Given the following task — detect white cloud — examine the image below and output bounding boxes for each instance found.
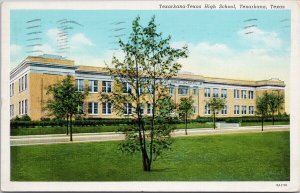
[46,28,95,51]
[70,33,94,49]
[70,49,125,67]
[36,44,56,54]
[46,28,60,42]
[177,41,288,79]
[238,27,282,49]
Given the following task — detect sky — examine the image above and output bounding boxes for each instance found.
[10,10,291,112]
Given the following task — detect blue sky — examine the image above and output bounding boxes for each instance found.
[10,9,291,111]
[11,10,290,68]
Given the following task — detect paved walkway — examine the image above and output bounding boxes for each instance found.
[10,125,289,146]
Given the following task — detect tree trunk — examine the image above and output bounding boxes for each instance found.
[185,113,188,135]
[261,116,264,132]
[213,112,216,129]
[142,148,151,171]
[66,116,69,135]
[70,115,73,141]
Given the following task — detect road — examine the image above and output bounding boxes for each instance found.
[10,125,289,146]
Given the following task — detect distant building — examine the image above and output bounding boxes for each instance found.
[10,54,285,121]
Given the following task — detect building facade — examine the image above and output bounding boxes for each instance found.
[10,54,286,121]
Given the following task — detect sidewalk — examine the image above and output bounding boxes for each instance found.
[10,125,290,146]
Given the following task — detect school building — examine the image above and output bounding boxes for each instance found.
[10,54,285,121]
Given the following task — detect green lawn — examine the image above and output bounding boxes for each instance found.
[11,131,289,181]
[241,121,289,126]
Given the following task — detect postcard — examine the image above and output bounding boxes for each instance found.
[1,0,300,192]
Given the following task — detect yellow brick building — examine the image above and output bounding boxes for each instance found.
[10,54,285,121]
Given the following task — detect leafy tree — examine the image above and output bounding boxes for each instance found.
[102,16,188,171]
[256,92,270,131]
[207,97,226,129]
[45,75,86,141]
[268,92,284,125]
[178,96,194,135]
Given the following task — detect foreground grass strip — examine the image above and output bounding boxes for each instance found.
[11,131,289,181]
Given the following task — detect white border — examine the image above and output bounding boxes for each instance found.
[1,1,300,192]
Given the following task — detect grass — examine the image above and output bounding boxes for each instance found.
[241,121,289,126]
[11,131,289,181]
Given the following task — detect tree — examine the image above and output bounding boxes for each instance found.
[207,97,226,129]
[256,92,270,131]
[45,75,86,141]
[102,16,188,171]
[178,96,194,135]
[268,92,284,125]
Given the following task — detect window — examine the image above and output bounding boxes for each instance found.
[21,76,24,91]
[178,86,189,95]
[234,89,240,99]
[242,90,247,99]
[124,103,132,115]
[249,106,255,114]
[10,104,14,117]
[249,90,254,99]
[24,74,27,90]
[213,88,219,98]
[234,105,240,115]
[10,83,14,97]
[192,87,198,96]
[147,85,154,94]
[193,106,197,114]
[19,99,28,115]
[221,89,227,98]
[140,104,145,115]
[88,80,98,92]
[242,105,247,114]
[138,86,145,95]
[19,102,21,115]
[76,79,84,92]
[102,81,112,93]
[222,105,227,115]
[88,102,98,115]
[24,100,27,114]
[205,104,210,115]
[169,86,175,96]
[78,103,84,114]
[102,102,112,115]
[19,74,28,92]
[147,103,153,115]
[123,82,132,94]
[204,88,211,97]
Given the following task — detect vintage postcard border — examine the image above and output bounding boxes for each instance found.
[1,0,300,192]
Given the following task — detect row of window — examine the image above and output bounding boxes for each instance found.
[234,105,255,115]
[10,74,28,97]
[205,105,255,115]
[169,86,255,99]
[234,89,254,99]
[10,100,29,117]
[10,83,14,97]
[19,74,28,93]
[76,80,256,101]
[80,102,154,115]
[76,79,112,93]
[204,88,228,98]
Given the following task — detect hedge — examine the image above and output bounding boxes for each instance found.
[10,115,289,129]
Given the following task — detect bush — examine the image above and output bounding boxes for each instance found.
[10,114,290,129]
